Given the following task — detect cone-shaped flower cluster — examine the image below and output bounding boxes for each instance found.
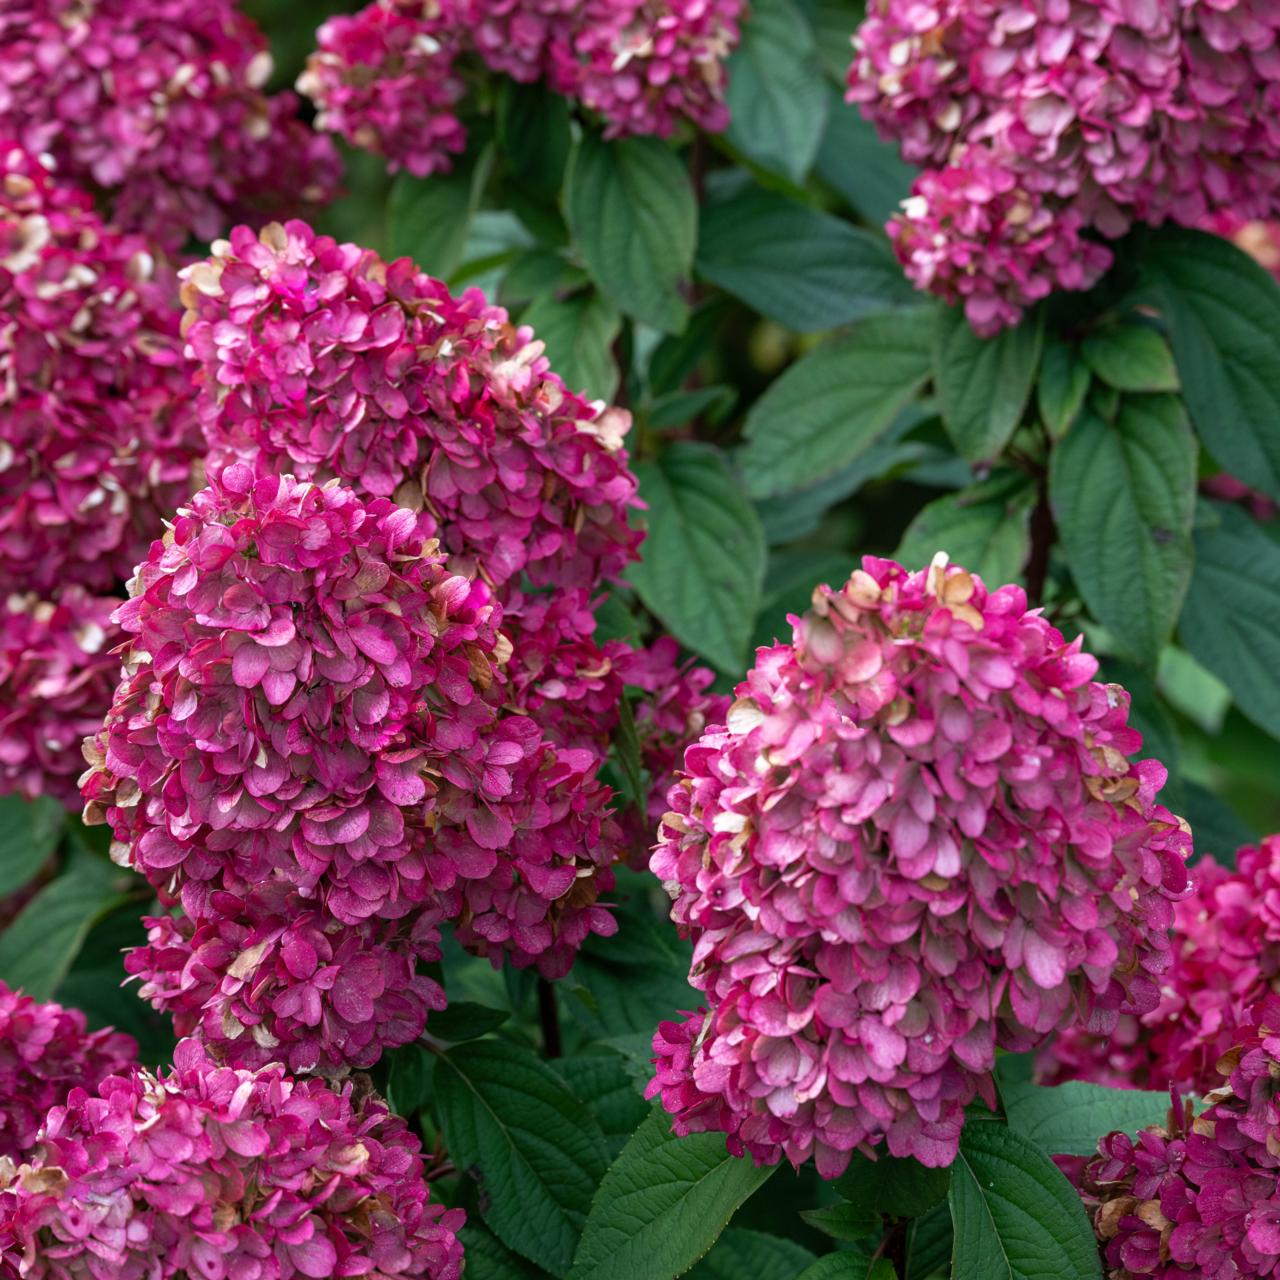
[300,0,742,172]
[1044,836,1280,1097]
[0,145,201,597]
[81,467,622,1073]
[0,1037,464,1279]
[848,0,1280,332]
[0,982,136,1165]
[1072,997,1280,1277]
[647,556,1191,1174]
[0,0,340,250]
[0,590,122,808]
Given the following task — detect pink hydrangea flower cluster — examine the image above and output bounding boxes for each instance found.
[298,3,467,179]
[0,0,340,250]
[1043,836,1280,1097]
[80,467,621,1072]
[0,981,136,1165]
[0,590,122,809]
[0,1037,464,1280]
[1071,997,1280,1277]
[848,0,1280,333]
[646,555,1192,1174]
[299,0,742,171]
[0,145,202,597]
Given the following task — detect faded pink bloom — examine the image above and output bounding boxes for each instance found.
[0,590,121,809]
[81,469,622,1070]
[1,1038,464,1279]
[0,0,340,249]
[548,0,743,138]
[1043,836,1280,1098]
[1072,997,1280,1278]
[1199,473,1278,523]
[0,146,201,595]
[0,981,136,1164]
[299,2,467,178]
[647,556,1191,1175]
[298,0,742,157]
[850,0,1280,332]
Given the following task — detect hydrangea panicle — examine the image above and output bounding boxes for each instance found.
[647,555,1191,1175]
[0,589,122,808]
[0,0,340,248]
[81,468,622,1071]
[849,0,1280,332]
[1072,996,1280,1277]
[1043,835,1280,1097]
[0,982,136,1165]
[1,1038,465,1279]
[0,145,201,595]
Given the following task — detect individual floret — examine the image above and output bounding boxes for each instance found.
[0,982,136,1164]
[0,146,202,595]
[1,1037,464,1279]
[1043,836,1280,1097]
[849,0,1280,331]
[647,555,1191,1174]
[0,590,121,809]
[1072,996,1280,1277]
[0,0,340,249]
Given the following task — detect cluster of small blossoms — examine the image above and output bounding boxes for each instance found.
[0,981,136,1165]
[81,468,621,1073]
[1043,836,1280,1097]
[849,0,1280,333]
[0,145,202,597]
[0,0,340,250]
[1071,997,1280,1277]
[0,590,122,809]
[647,556,1191,1174]
[0,1037,465,1279]
[300,0,742,172]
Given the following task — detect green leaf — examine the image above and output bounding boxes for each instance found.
[687,1228,816,1280]
[0,793,63,897]
[433,1039,609,1276]
[568,1108,776,1280]
[628,443,766,673]
[1157,646,1231,735]
[1037,339,1091,440]
[498,80,571,201]
[388,146,493,277]
[648,300,731,396]
[0,855,132,1000]
[1082,324,1179,393]
[753,550,856,650]
[386,1043,434,1117]
[1140,226,1280,499]
[724,0,829,183]
[1050,396,1197,666]
[557,1054,651,1158]
[430,1001,511,1043]
[520,291,621,401]
[740,308,935,499]
[460,1224,554,1280]
[905,1204,953,1280]
[999,1075,1172,1158]
[647,385,738,430]
[799,1203,880,1241]
[696,187,915,332]
[1180,501,1280,738]
[933,306,1044,463]
[611,695,646,815]
[796,1257,873,1280]
[835,1152,952,1220]
[565,133,696,333]
[816,83,917,228]
[501,249,588,307]
[896,472,1035,586]
[949,1122,1103,1280]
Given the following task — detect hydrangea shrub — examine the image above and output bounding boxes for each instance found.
[1,0,1280,1276]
